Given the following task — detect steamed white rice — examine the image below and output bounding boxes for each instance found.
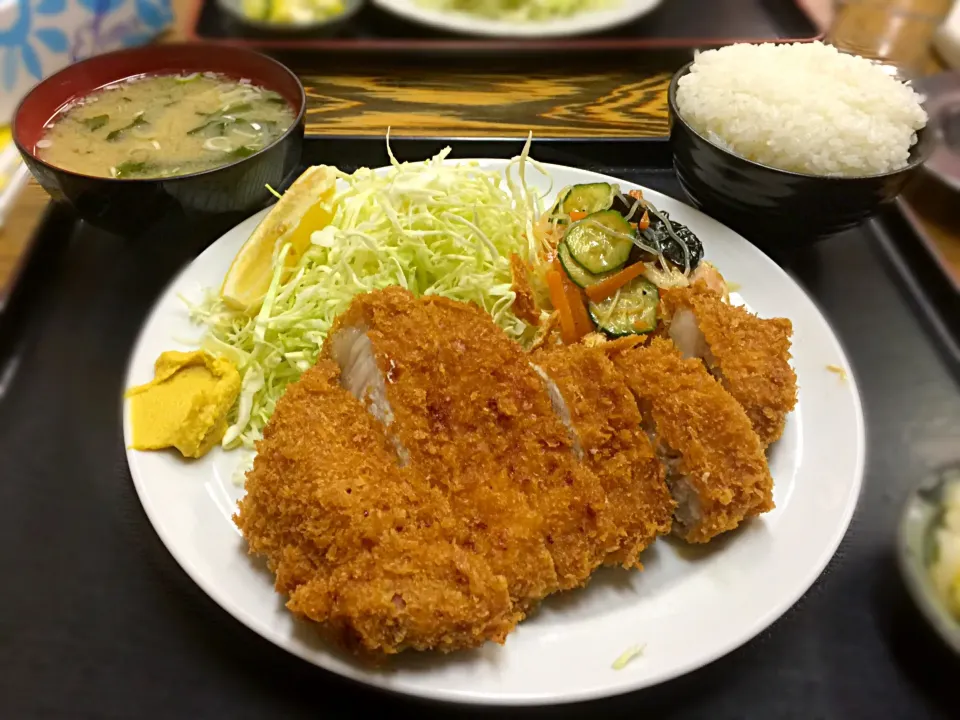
[675,42,928,177]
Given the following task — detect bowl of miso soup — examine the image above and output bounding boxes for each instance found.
[14,44,305,236]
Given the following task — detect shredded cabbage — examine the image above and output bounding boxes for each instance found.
[415,0,617,22]
[611,643,646,670]
[188,137,546,449]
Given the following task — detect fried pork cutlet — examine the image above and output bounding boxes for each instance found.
[609,338,774,544]
[326,287,618,601]
[661,286,797,447]
[235,359,517,654]
[533,344,675,568]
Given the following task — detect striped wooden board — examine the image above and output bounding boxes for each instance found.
[298,60,681,138]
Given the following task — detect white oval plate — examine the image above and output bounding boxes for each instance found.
[123,160,864,706]
[371,0,662,38]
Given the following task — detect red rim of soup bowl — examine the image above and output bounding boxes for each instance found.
[13,43,306,184]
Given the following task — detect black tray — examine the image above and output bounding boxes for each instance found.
[189,0,820,54]
[873,202,960,369]
[1,137,958,719]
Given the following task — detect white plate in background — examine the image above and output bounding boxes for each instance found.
[372,0,663,38]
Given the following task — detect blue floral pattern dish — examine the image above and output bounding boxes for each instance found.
[0,0,171,122]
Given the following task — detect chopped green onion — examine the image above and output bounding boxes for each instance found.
[81,115,109,131]
[112,160,155,178]
[106,115,147,141]
[188,120,214,135]
[222,102,253,114]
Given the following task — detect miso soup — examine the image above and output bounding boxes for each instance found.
[36,73,297,179]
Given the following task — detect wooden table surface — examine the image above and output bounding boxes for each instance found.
[2,0,957,293]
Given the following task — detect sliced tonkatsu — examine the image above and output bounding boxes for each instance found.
[236,359,517,654]
[238,286,787,656]
[661,285,797,447]
[608,338,775,544]
[532,342,675,568]
[325,287,618,604]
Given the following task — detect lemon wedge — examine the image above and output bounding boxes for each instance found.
[220,165,338,313]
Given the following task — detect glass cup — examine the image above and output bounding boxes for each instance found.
[825,0,954,78]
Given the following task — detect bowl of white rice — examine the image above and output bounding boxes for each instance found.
[669,42,933,257]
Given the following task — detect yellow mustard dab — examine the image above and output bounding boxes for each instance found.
[126,351,241,459]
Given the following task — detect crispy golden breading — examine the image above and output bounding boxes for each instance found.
[533,344,675,568]
[426,295,621,589]
[235,359,517,654]
[609,338,774,544]
[510,254,541,327]
[662,287,797,446]
[529,311,562,353]
[288,537,518,654]
[328,287,617,597]
[327,289,558,604]
[238,285,784,654]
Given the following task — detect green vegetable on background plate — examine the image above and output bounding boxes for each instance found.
[241,0,345,23]
[414,0,619,22]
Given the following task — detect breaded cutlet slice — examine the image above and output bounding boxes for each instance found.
[325,290,558,606]
[326,287,617,599]
[288,534,519,654]
[662,286,797,447]
[608,338,774,544]
[532,344,675,568]
[235,359,517,654]
[424,295,621,588]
